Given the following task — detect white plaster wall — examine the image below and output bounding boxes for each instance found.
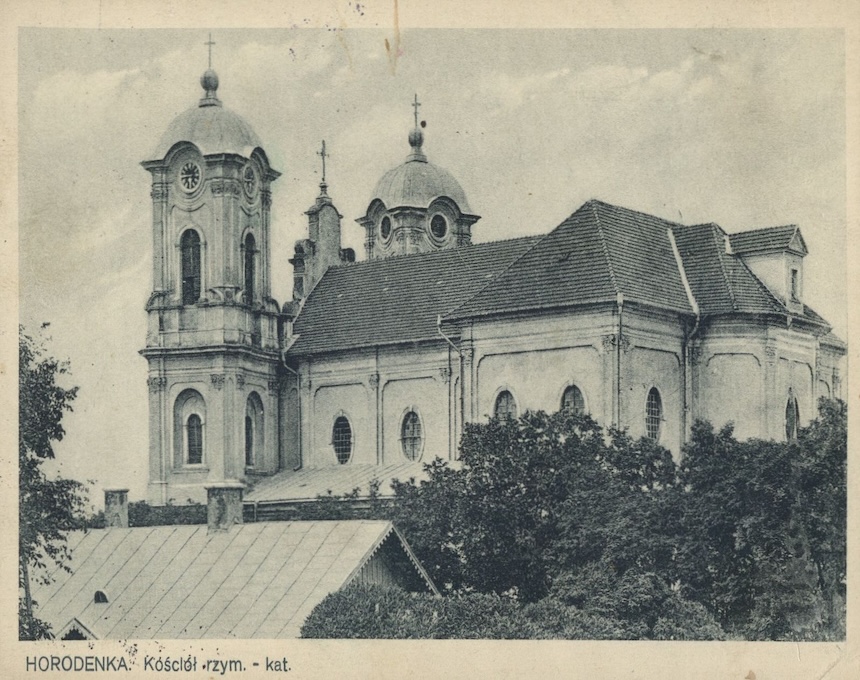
[477,345,605,421]
[699,353,763,439]
[381,377,449,464]
[312,383,372,466]
[625,346,683,455]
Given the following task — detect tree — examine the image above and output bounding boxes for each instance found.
[389,410,719,638]
[675,401,846,640]
[19,324,88,640]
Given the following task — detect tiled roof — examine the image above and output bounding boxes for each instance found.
[289,236,540,356]
[246,461,447,503]
[32,521,436,639]
[671,223,787,316]
[446,200,693,321]
[729,225,806,255]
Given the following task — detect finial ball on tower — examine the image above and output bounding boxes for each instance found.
[201,68,219,94]
[408,127,424,149]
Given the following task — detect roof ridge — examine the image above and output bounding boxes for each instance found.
[590,201,620,296]
[730,223,797,236]
[710,224,737,311]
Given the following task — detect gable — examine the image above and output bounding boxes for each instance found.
[728,224,806,256]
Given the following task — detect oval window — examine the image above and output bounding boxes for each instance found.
[401,411,423,461]
[380,216,391,240]
[430,214,448,239]
[332,416,353,464]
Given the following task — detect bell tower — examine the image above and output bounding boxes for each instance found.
[140,45,282,505]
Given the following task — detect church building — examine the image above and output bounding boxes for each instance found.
[139,67,845,508]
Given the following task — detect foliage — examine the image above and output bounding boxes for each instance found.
[675,400,846,640]
[19,324,89,640]
[300,583,723,640]
[86,499,208,528]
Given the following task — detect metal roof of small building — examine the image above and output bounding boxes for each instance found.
[32,520,436,640]
[246,461,439,503]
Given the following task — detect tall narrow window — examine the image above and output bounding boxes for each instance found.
[244,233,256,304]
[245,415,254,467]
[790,269,799,301]
[332,416,353,464]
[785,393,800,440]
[187,414,203,465]
[561,385,586,416]
[401,411,423,461]
[494,390,517,420]
[645,388,662,441]
[180,229,201,305]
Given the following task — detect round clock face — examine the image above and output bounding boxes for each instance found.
[243,165,258,198]
[179,162,201,193]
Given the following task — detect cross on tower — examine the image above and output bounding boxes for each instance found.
[205,33,216,69]
[412,93,421,129]
[317,140,329,183]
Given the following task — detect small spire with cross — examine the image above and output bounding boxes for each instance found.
[317,140,330,196]
[205,33,216,69]
[412,93,421,129]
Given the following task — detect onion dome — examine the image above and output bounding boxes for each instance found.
[151,69,262,159]
[371,124,472,213]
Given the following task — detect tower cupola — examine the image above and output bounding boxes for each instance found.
[357,95,480,259]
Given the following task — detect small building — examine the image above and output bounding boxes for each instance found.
[32,489,437,640]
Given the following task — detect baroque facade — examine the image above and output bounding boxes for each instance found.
[141,68,845,506]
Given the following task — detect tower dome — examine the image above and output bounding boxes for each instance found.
[150,68,263,159]
[358,96,480,260]
[370,125,472,213]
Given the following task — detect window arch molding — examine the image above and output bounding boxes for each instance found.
[645,386,663,442]
[173,388,206,468]
[492,387,519,420]
[399,406,425,462]
[245,391,264,469]
[331,411,354,465]
[176,226,206,306]
[558,383,588,416]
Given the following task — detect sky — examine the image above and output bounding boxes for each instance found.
[18,28,847,506]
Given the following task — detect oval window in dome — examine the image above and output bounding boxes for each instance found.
[380,216,391,240]
[430,214,448,239]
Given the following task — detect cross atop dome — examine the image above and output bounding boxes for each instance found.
[407,93,426,162]
[200,33,221,107]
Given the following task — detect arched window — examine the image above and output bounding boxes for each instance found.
[173,389,206,468]
[332,416,352,464]
[645,388,662,441]
[186,414,203,465]
[401,411,423,461]
[494,390,517,420]
[785,392,800,440]
[180,229,201,305]
[245,392,264,468]
[244,233,256,304]
[561,385,586,416]
[245,415,254,467]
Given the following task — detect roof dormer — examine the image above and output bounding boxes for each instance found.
[729,225,807,314]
